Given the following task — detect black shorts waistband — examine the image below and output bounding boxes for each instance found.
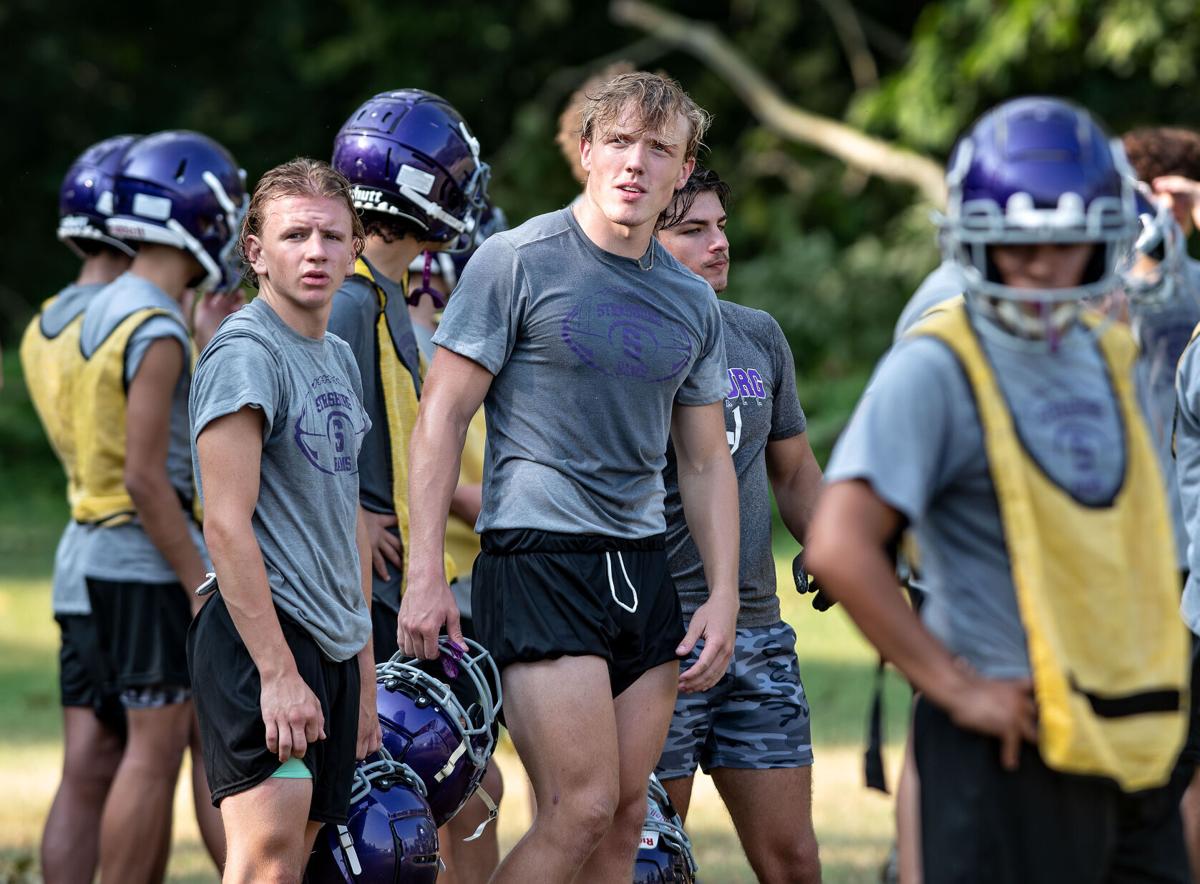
[481,529,666,555]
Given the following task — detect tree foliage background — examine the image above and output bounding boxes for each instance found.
[4,0,1200,465]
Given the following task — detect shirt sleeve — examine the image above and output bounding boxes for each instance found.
[675,289,728,406]
[824,337,970,525]
[767,316,806,440]
[189,331,283,446]
[125,315,190,385]
[326,281,376,375]
[432,236,524,375]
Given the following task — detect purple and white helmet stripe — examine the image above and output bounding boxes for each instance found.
[57,134,141,258]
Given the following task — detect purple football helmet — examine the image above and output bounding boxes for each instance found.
[940,97,1137,310]
[106,130,247,292]
[305,747,439,883]
[332,89,490,251]
[58,135,141,258]
[375,637,501,826]
[634,774,697,883]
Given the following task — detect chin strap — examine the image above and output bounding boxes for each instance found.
[462,784,500,842]
[405,251,448,309]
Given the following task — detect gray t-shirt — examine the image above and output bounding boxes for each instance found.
[663,301,806,627]
[433,208,727,537]
[893,260,967,342]
[77,272,206,586]
[827,312,1127,678]
[34,282,104,614]
[190,297,373,662]
[326,260,422,609]
[1131,264,1200,569]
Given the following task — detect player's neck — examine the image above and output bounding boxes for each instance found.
[75,252,130,287]
[128,245,196,302]
[256,281,331,341]
[572,194,655,260]
[363,236,422,285]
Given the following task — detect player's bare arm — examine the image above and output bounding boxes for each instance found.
[766,431,824,542]
[671,400,739,693]
[124,335,209,607]
[354,506,382,759]
[806,480,1036,769]
[400,346,494,659]
[197,405,325,762]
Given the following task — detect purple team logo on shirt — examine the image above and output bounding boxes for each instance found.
[561,290,693,382]
[726,367,767,401]
[293,375,368,475]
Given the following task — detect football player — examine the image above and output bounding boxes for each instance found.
[654,165,823,883]
[808,98,1191,881]
[328,92,505,883]
[188,158,381,882]
[22,135,137,884]
[64,130,244,883]
[401,71,739,882]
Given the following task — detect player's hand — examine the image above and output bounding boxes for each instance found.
[362,510,403,580]
[677,590,738,693]
[398,573,463,660]
[792,552,835,612]
[356,683,382,760]
[191,288,247,352]
[260,668,326,762]
[945,674,1037,771]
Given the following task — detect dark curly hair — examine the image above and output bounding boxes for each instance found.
[1122,127,1200,182]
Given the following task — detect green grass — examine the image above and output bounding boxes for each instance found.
[0,350,910,882]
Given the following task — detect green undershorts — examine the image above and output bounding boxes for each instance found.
[270,757,312,779]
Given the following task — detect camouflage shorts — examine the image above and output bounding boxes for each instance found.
[656,621,813,778]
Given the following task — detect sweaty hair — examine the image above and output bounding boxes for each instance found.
[363,213,423,244]
[239,158,364,287]
[1122,127,1200,182]
[657,165,731,231]
[580,71,711,164]
[557,61,636,186]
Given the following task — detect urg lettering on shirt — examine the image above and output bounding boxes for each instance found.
[726,367,767,400]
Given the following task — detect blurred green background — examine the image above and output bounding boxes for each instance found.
[4,0,1200,880]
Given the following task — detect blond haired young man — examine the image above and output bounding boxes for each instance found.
[188,159,381,882]
[402,72,740,882]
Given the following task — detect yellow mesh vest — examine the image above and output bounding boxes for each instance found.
[20,297,89,512]
[72,307,178,526]
[355,260,457,585]
[911,300,1188,791]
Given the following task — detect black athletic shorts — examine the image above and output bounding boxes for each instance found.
[87,578,192,692]
[56,614,126,737]
[914,697,1188,883]
[187,593,361,824]
[473,529,685,698]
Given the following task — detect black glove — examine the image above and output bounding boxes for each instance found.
[792,552,835,612]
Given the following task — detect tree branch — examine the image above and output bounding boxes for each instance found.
[814,0,879,92]
[610,0,946,205]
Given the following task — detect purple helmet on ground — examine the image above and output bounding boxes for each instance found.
[375,637,501,827]
[106,130,247,292]
[939,97,1137,311]
[634,774,698,883]
[305,747,439,883]
[332,89,490,252]
[58,135,141,258]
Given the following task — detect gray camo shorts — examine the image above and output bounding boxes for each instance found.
[656,620,813,779]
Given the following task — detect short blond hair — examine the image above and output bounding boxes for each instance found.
[580,71,711,163]
[557,61,636,185]
[239,158,365,287]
